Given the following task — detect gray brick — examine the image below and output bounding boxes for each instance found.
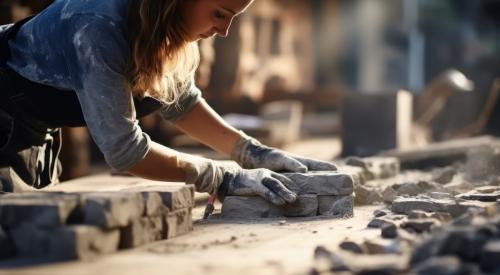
[392,197,497,218]
[10,223,54,258]
[318,195,354,217]
[164,208,193,238]
[220,195,318,219]
[119,215,164,248]
[140,192,165,216]
[0,225,14,259]
[11,223,120,260]
[0,192,79,228]
[282,171,354,195]
[49,225,120,261]
[124,184,195,211]
[83,192,144,229]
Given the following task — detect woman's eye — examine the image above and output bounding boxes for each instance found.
[214,11,226,20]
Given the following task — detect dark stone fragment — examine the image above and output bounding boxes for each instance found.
[401,219,441,234]
[381,223,398,239]
[433,168,456,184]
[367,218,396,229]
[480,240,500,272]
[339,240,366,254]
[313,245,349,272]
[373,208,390,218]
[412,256,474,275]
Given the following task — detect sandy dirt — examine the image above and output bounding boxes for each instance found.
[0,205,381,275]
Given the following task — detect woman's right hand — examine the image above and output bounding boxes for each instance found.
[176,153,297,206]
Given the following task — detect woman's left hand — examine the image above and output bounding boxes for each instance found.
[231,137,337,173]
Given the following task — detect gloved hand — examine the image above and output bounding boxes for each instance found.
[177,154,297,205]
[231,136,337,173]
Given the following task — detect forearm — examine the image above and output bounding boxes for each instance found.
[174,99,245,156]
[126,140,224,194]
[126,141,187,182]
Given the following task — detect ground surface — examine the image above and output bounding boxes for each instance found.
[0,205,380,275]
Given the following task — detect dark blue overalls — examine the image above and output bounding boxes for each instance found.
[0,16,163,191]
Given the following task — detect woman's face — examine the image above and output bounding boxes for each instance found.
[180,0,254,42]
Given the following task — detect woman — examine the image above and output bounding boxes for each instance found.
[0,0,336,205]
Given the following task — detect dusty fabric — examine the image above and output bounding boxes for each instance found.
[3,0,201,171]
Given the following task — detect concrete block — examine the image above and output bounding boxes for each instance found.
[140,192,165,216]
[341,90,413,157]
[220,195,318,219]
[164,208,193,238]
[318,195,354,217]
[354,184,383,205]
[11,223,120,260]
[119,215,164,249]
[83,192,144,229]
[49,225,120,261]
[124,184,195,211]
[0,225,14,259]
[10,222,53,258]
[345,157,400,180]
[337,165,366,185]
[392,196,497,218]
[0,192,79,228]
[282,171,354,195]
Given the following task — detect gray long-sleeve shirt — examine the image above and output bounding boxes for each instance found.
[4,0,201,171]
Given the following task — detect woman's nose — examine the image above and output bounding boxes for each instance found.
[215,18,233,38]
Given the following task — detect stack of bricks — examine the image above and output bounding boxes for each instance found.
[220,171,355,219]
[0,178,194,262]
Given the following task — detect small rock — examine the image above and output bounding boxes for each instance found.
[464,146,500,181]
[373,208,390,218]
[367,218,397,229]
[363,239,403,254]
[429,212,453,223]
[432,167,456,184]
[401,218,441,234]
[412,256,473,275]
[480,240,500,272]
[339,240,367,254]
[354,184,383,205]
[407,210,430,219]
[382,186,398,203]
[381,223,398,239]
[313,246,349,272]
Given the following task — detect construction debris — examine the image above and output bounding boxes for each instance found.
[310,140,500,275]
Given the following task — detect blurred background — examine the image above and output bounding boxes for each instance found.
[1,0,500,180]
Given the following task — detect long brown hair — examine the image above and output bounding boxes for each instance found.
[126,0,199,104]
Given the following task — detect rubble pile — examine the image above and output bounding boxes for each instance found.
[310,140,500,275]
[220,171,355,219]
[0,181,194,262]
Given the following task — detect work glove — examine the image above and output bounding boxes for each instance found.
[231,135,337,173]
[177,154,297,205]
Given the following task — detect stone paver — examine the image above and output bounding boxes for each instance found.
[220,195,318,219]
[317,195,354,217]
[282,171,354,195]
